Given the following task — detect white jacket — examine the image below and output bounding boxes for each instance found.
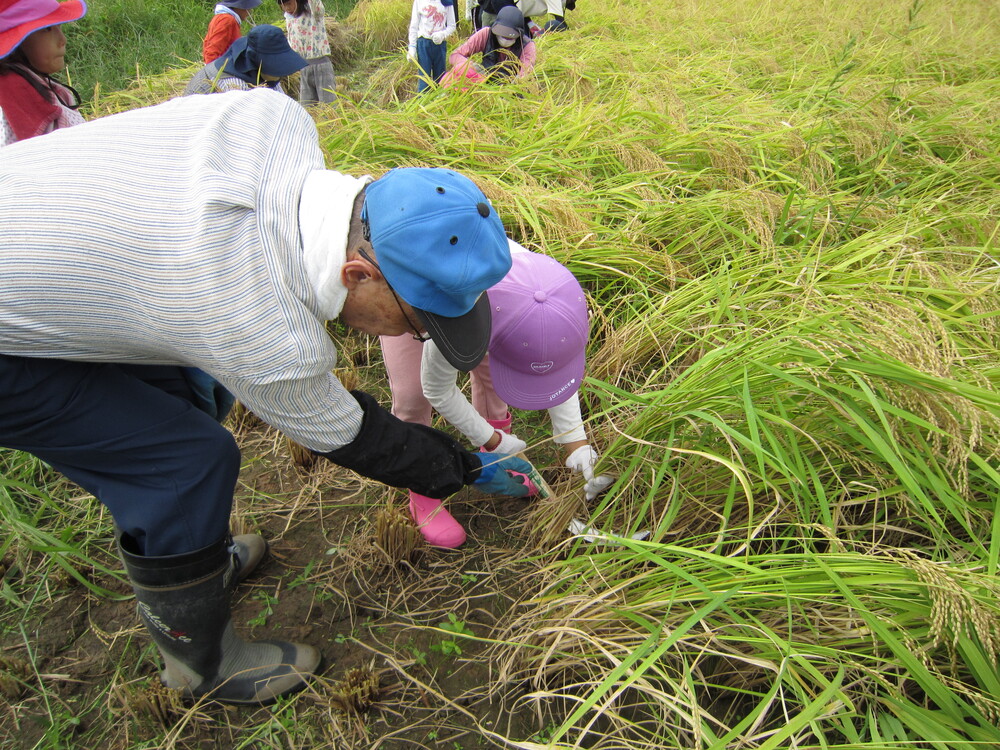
[409,0,457,51]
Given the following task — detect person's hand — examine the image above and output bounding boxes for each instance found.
[483,430,527,456]
[406,47,417,63]
[565,445,614,501]
[431,30,447,45]
[473,453,538,497]
[471,62,487,76]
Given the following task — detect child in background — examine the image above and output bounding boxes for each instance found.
[0,0,87,147]
[478,0,545,35]
[465,0,482,30]
[279,0,336,105]
[202,0,262,64]
[407,0,457,93]
[541,0,574,32]
[380,244,613,547]
[185,24,306,95]
[446,5,535,85]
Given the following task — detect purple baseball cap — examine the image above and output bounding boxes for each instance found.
[487,252,589,410]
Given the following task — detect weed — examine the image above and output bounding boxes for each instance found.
[247,590,278,628]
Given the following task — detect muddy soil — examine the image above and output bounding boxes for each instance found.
[0,408,569,749]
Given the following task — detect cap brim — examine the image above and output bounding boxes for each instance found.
[490,348,585,410]
[413,293,492,372]
[261,48,307,77]
[0,0,87,60]
[492,24,519,40]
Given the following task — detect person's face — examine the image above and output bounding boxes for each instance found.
[19,25,67,75]
[279,0,297,14]
[338,246,428,339]
[495,33,517,48]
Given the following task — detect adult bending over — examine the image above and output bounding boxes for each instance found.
[0,89,535,706]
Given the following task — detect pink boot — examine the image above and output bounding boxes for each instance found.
[408,491,467,548]
[486,412,512,433]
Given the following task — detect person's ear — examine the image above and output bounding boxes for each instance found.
[341,257,379,289]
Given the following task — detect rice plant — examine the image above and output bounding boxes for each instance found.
[2,0,997,747]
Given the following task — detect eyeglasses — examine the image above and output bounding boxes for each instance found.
[356,246,431,343]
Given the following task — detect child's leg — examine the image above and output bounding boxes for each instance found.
[469,353,510,423]
[312,59,338,104]
[429,40,448,83]
[415,37,434,92]
[380,333,433,425]
[298,64,318,105]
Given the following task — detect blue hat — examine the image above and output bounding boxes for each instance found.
[223,25,305,82]
[220,0,262,9]
[362,168,511,371]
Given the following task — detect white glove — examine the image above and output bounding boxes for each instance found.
[406,47,417,63]
[431,31,447,45]
[565,445,614,501]
[485,430,528,456]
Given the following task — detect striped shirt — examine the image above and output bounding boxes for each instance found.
[0,89,364,451]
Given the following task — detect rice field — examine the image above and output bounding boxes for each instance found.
[2,0,999,747]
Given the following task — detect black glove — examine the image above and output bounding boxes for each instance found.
[318,391,482,498]
[565,0,576,10]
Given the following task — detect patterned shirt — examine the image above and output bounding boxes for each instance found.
[285,0,332,60]
[0,89,364,451]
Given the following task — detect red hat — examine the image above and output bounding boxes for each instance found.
[0,0,87,60]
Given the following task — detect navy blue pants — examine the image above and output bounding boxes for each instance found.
[0,354,240,556]
[416,37,447,92]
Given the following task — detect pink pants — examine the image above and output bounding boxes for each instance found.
[380,334,508,429]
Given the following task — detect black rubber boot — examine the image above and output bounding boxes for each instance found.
[230,533,267,583]
[120,535,321,705]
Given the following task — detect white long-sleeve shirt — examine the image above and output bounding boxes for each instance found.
[0,88,367,452]
[409,0,457,51]
[420,241,588,448]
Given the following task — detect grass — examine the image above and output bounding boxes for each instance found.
[65,0,360,102]
[2,0,999,747]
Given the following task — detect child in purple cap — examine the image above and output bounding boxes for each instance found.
[381,242,613,548]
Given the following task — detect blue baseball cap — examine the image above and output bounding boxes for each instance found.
[362,168,511,371]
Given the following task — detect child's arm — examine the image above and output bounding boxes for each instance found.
[420,340,499,448]
[549,395,614,500]
[407,0,420,58]
[548,396,588,454]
